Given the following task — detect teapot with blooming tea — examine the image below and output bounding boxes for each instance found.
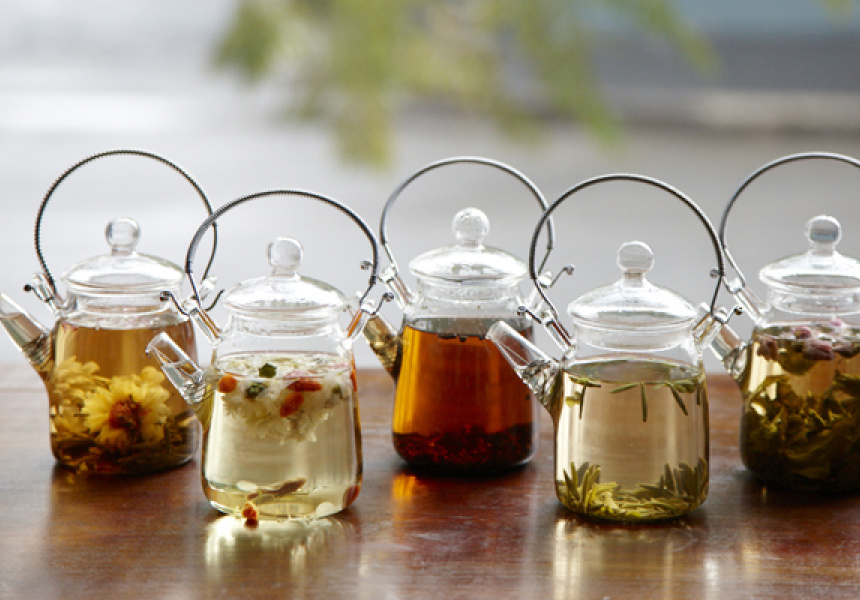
[0,149,215,474]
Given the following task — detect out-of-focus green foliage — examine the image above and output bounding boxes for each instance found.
[214,1,712,165]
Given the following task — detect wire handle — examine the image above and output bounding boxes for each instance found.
[528,173,725,320]
[379,156,554,278]
[183,189,380,308]
[719,151,860,291]
[33,149,216,297]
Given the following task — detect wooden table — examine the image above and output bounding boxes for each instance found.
[1,365,859,599]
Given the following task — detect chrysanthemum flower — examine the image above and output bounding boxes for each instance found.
[83,367,171,453]
[51,357,106,406]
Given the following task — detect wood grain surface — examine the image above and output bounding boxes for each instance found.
[1,366,859,599]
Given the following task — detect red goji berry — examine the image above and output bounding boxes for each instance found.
[288,377,323,392]
[279,390,304,417]
[218,374,238,393]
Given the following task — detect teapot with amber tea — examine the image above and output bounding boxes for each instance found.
[146,190,383,520]
[488,174,734,521]
[712,152,860,492]
[362,157,553,474]
[0,150,215,475]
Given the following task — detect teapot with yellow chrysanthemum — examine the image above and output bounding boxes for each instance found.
[0,150,216,475]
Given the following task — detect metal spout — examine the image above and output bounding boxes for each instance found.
[0,294,52,372]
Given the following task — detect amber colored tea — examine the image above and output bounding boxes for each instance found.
[44,320,199,474]
[391,324,539,472]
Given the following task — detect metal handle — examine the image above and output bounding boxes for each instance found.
[528,173,725,319]
[719,151,860,291]
[32,148,217,297]
[378,156,554,277]
[184,189,380,307]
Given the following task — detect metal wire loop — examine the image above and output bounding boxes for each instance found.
[32,148,217,297]
[719,151,860,291]
[183,189,381,308]
[378,156,554,278]
[528,173,726,319]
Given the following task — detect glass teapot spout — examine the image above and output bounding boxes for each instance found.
[145,333,214,430]
[694,303,748,384]
[0,294,52,373]
[487,320,559,413]
[362,313,402,381]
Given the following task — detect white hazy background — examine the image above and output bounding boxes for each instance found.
[1,0,860,372]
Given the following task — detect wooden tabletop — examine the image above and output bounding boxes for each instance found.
[1,365,859,599]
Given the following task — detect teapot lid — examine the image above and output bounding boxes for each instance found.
[759,215,860,303]
[567,241,696,332]
[63,217,184,295]
[408,207,526,286]
[223,237,346,319]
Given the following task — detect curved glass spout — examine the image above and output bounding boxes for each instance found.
[146,332,214,429]
[362,313,402,380]
[694,303,748,383]
[0,294,52,372]
[487,320,559,412]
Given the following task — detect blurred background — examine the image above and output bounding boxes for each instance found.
[1,0,859,370]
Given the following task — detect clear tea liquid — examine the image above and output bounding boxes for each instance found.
[202,352,362,519]
[554,358,709,521]
[740,323,860,491]
[46,319,199,474]
[392,323,539,473]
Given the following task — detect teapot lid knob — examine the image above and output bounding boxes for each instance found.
[617,241,654,277]
[453,207,490,248]
[268,237,303,277]
[106,217,140,256]
[807,215,841,251]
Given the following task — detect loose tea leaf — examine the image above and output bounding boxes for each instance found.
[741,325,860,491]
[558,458,708,521]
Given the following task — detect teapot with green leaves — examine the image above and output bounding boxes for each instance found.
[714,152,860,493]
[488,174,735,521]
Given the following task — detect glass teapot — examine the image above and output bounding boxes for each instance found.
[0,149,215,475]
[488,174,734,521]
[146,190,383,521]
[715,151,860,492]
[362,156,554,473]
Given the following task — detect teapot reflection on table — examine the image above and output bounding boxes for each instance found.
[146,190,383,521]
[361,157,554,474]
[0,150,215,475]
[488,174,736,521]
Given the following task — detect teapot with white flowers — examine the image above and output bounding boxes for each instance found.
[146,190,383,521]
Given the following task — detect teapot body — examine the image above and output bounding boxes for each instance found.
[725,214,860,491]
[735,315,860,492]
[200,317,362,519]
[44,300,200,474]
[391,281,539,473]
[548,350,709,521]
